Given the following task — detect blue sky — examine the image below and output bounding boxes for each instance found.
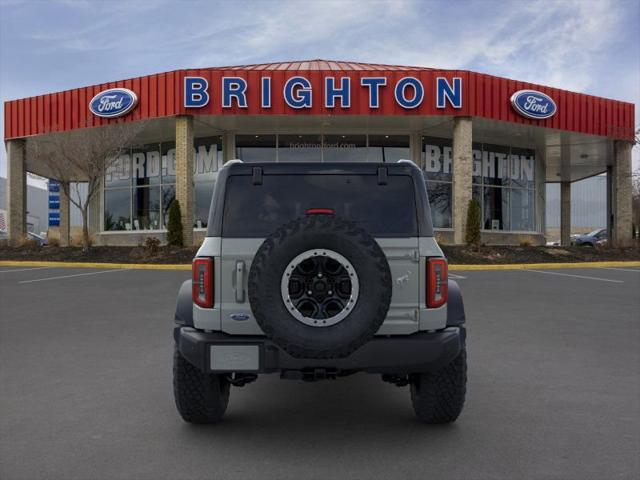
[1,0,638,179]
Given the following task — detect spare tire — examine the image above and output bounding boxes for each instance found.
[248,214,392,359]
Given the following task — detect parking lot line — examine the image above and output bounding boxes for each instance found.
[525,269,624,283]
[0,267,53,273]
[597,267,640,273]
[449,273,467,279]
[18,269,127,284]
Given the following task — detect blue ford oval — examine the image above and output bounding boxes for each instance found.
[510,90,556,120]
[89,88,138,118]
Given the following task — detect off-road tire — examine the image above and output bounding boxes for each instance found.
[248,214,392,359]
[410,345,467,424]
[173,345,230,424]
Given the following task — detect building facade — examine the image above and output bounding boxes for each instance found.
[3,60,636,246]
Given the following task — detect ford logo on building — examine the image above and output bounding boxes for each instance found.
[510,90,556,120]
[89,88,138,118]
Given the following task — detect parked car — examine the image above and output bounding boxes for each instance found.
[571,229,607,247]
[173,160,467,424]
[0,230,47,245]
[27,231,48,246]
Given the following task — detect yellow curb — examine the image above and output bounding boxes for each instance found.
[0,260,191,270]
[1,260,639,271]
[450,261,640,271]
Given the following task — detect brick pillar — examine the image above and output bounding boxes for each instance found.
[6,139,27,245]
[59,182,70,247]
[611,141,633,247]
[175,115,194,246]
[452,117,473,244]
[560,181,571,246]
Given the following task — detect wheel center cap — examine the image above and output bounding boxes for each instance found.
[313,279,327,294]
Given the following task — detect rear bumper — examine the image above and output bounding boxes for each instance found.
[174,326,465,375]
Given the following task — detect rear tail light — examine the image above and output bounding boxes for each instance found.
[192,257,214,308]
[427,258,448,308]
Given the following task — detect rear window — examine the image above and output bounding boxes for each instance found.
[221,174,418,237]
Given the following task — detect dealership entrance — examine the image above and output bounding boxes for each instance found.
[4,60,635,247]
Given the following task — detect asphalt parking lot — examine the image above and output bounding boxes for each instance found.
[1,264,639,480]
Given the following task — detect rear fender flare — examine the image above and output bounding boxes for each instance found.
[446,279,465,326]
[174,280,193,327]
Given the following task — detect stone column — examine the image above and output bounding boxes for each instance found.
[410,133,422,167]
[610,141,633,247]
[6,139,27,245]
[222,133,236,163]
[175,115,194,246]
[59,182,71,247]
[452,117,473,244]
[560,181,571,246]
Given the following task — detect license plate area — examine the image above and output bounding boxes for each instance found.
[210,345,260,372]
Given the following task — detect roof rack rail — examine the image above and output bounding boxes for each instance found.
[397,159,417,166]
[224,159,244,167]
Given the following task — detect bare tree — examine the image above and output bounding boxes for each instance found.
[632,128,640,239]
[27,122,143,250]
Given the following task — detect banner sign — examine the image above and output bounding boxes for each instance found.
[48,211,60,227]
[48,180,61,227]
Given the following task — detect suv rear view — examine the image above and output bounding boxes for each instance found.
[174,160,467,424]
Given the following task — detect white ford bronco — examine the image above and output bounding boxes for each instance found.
[173,160,467,424]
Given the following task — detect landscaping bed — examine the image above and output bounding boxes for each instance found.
[0,244,198,264]
[441,245,640,264]
[1,243,638,265]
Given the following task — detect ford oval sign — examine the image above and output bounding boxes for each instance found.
[89,88,138,118]
[510,90,556,120]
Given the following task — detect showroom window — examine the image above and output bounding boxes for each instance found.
[235,135,277,162]
[235,134,410,163]
[193,136,223,228]
[422,136,537,232]
[322,134,367,162]
[367,135,410,162]
[422,136,453,228]
[278,134,323,162]
[103,136,223,231]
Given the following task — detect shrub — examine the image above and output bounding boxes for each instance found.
[465,199,481,246]
[167,200,183,247]
[48,237,60,247]
[19,237,40,249]
[144,236,161,256]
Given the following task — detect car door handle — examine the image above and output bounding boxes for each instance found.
[235,261,245,303]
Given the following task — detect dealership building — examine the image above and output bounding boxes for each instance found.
[3,60,636,246]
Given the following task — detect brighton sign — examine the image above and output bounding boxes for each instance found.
[89,88,138,118]
[510,89,556,120]
[183,76,464,110]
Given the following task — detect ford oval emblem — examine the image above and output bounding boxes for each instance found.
[89,88,138,118]
[510,89,556,120]
[230,313,250,321]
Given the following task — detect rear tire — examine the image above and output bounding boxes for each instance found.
[173,344,230,424]
[410,346,467,424]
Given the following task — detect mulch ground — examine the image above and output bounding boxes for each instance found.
[1,243,639,265]
[0,245,198,264]
[441,245,640,264]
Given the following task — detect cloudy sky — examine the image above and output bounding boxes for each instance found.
[1,0,638,179]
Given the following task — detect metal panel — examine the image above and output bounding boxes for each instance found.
[3,61,635,141]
